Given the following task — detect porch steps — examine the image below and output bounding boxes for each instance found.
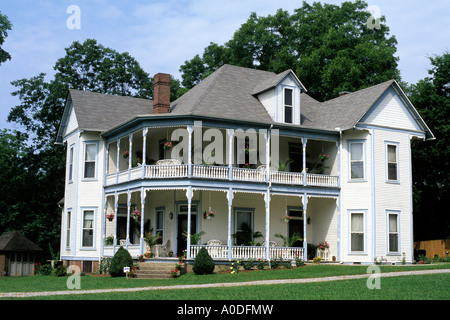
[134,262,178,279]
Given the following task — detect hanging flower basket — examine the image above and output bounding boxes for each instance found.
[283,215,292,223]
[163,141,173,150]
[204,210,216,220]
[122,150,129,158]
[106,213,114,221]
[131,210,141,219]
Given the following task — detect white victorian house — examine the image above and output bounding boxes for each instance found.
[56,64,433,272]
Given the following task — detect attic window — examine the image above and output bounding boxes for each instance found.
[284,88,293,124]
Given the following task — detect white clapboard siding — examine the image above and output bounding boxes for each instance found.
[362,88,421,132]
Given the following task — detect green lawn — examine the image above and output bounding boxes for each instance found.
[1,263,449,300]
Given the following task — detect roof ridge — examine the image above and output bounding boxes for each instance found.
[186,64,228,114]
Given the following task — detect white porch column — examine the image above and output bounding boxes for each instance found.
[116,139,120,184]
[186,186,193,259]
[187,125,193,178]
[303,193,308,261]
[139,187,146,255]
[227,129,234,180]
[303,138,307,186]
[227,187,233,259]
[142,127,148,178]
[113,191,118,249]
[128,134,133,180]
[101,195,107,257]
[265,189,271,260]
[126,190,131,249]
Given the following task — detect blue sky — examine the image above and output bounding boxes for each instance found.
[0,0,449,132]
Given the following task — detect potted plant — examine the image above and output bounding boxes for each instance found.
[282,215,292,223]
[318,241,330,251]
[122,150,129,158]
[144,231,161,255]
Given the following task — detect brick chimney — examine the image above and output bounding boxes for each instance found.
[153,73,171,114]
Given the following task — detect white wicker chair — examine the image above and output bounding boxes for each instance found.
[262,240,277,247]
[154,239,170,257]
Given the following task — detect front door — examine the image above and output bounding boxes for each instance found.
[288,209,304,247]
[289,143,303,172]
[177,204,197,256]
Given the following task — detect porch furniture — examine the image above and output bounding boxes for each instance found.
[154,239,170,257]
[207,239,222,246]
[262,240,277,247]
[156,159,181,166]
[205,239,226,258]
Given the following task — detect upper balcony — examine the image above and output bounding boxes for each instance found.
[103,123,340,189]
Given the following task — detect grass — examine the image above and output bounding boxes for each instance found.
[0,263,449,300]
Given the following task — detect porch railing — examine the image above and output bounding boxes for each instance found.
[105,164,338,188]
[189,245,304,260]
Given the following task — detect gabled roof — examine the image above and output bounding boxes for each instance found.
[0,231,43,253]
[300,80,395,130]
[56,89,153,143]
[169,64,275,123]
[299,79,434,139]
[251,69,307,95]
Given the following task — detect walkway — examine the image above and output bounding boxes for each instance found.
[1,269,449,298]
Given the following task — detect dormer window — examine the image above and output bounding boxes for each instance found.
[284,88,293,124]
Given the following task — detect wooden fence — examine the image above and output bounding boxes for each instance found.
[414,239,450,259]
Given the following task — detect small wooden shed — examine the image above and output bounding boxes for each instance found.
[0,231,43,276]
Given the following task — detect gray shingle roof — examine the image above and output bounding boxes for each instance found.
[170,64,275,123]
[300,80,395,131]
[58,64,432,140]
[0,231,43,253]
[69,89,153,132]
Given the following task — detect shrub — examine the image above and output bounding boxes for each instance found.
[193,247,215,275]
[295,257,305,267]
[109,246,134,277]
[52,265,68,277]
[242,258,255,270]
[256,259,267,270]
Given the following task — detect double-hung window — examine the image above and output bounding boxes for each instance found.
[82,210,94,247]
[349,141,365,180]
[84,143,97,179]
[388,212,399,253]
[284,88,293,124]
[156,208,164,244]
[350,212,365,252]
[386,143,399,182]
[68,145,74,182]
[66,210,71,248]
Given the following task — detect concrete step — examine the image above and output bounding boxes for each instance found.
[134,262,179,279]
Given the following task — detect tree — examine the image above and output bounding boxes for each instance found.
[0,11,12,66]
[179,0,400,101]
[5,39,157,257]
[408,51,450,240]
